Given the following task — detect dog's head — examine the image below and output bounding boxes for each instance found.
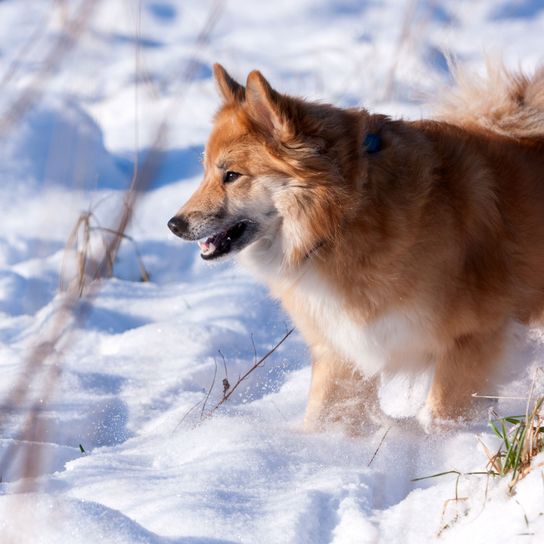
[168,64,362,268]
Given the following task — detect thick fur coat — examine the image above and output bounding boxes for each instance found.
[168,62,544,430]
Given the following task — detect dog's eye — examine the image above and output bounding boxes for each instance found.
[223,171,242,184]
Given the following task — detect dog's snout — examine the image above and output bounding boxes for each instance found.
[168,215,189,238]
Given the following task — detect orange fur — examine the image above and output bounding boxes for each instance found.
[169,63,544,430]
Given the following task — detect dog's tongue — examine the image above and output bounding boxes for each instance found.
[198,230,230,257]
[198,239,214,254]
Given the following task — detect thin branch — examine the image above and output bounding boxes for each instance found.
[0,7,53,87]
[367,425,392,467]
[173,398,204,432]
[90,225,150,282]
[200,358,218,420]
[472,393,528,400]
[0,0,226,494]
[204,328,294,419]
[0,0,99,139]
[218,349,230,397]
[250,332,257,366]
[381,0,419,101]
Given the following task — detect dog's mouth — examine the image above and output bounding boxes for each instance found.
[198,220,254,260]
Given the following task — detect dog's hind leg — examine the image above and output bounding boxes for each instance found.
[424,327,506,423]
[304,344,380,433]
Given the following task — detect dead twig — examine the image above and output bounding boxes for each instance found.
[0,0,226,495]
[173,398,205,432]
[200,359,218,420]
[0,7,53,88]
[91,225,150,282]
[204,328,294,419]
[219,350,230,397]
[382,0,419,101]
[0,0,99,139]
[367,425,392,467]
[175,328,294,430]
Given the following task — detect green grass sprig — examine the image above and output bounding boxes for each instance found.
[484,397,544,492]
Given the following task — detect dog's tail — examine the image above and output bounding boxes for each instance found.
[436,59,544,141]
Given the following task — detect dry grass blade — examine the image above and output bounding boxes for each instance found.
[59,211,92,296]
[381,0,418,101]
[411,468,496,536]
[0,0,100,139]
[367,425,392,467]
[477,435,503,475]
[0,8,54,87]
[60,209,152,294]
[412,469,496,483]
[92,226,150,282]
[0,0,226,499]
[201,359,218,419]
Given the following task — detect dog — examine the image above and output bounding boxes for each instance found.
[168,62,544,430]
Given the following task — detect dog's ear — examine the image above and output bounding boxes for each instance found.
[245,70,294,141]
[213,63,245,103]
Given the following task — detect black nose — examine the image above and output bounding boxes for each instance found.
[168,215,188,238]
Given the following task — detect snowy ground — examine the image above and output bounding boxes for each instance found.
[1,0,544,542]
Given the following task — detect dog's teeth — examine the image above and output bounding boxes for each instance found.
[198,239,215,255]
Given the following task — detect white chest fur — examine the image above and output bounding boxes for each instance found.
[289,269,435,376]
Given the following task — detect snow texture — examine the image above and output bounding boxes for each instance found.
[1,0,544,542]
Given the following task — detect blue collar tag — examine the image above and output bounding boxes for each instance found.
[364,133,381,154]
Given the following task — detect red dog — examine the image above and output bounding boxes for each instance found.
[169,62,544,430]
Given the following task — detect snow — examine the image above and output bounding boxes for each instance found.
[1,0,544,542]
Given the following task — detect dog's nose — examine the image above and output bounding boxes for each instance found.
[168,215,188,238]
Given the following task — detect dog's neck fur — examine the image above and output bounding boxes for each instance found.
[240,113,436,318]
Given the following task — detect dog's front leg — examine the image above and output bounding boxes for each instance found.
[303,345,379,433]
[423,327,505,424]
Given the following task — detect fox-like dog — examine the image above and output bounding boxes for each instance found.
[168,62,544,430]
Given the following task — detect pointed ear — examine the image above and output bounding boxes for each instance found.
[245,70,294,140]
[213,63,245,103]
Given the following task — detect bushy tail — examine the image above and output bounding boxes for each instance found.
[436,59,544,140]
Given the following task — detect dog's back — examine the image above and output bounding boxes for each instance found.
[428,64,544,323]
